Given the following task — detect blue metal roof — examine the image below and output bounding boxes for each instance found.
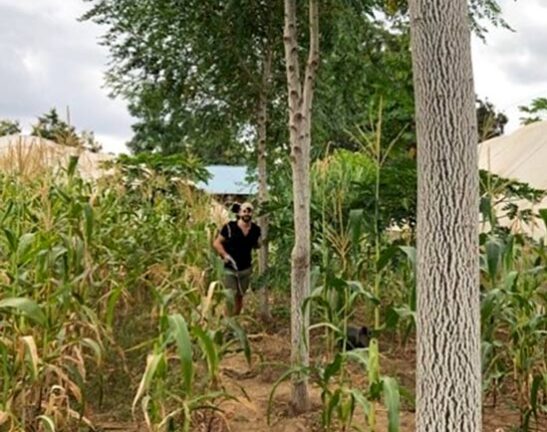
[197,165,257,195]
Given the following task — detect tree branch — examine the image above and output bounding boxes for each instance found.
[261,45,274,98]
[284,0,302,114]
[303,0,319,113]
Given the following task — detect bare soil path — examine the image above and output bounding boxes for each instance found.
[92,327,538,431]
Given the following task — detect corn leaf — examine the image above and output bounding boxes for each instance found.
[225,318,251,366]
[21,336,40,380]
[382,376,400,432]
[37,415,56,432]
[132,352,164,413]
[193,325,219,381]
[83,204,94,243]
[168,314,194,394]
[0,297,46,326]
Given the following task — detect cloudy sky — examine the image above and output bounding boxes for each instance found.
[471,0,547,132]
[0,0,546,154]
[0,0,133,153]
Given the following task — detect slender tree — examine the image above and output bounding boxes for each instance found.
[409,0,482,430]
[257,47,274,322]
[283,0,320,412]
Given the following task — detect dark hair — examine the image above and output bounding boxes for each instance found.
[230,202,241,215]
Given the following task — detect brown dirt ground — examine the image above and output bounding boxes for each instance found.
[92,327,544,432]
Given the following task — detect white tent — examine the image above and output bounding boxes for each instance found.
[0,134,114,180]
[478,120,547,240]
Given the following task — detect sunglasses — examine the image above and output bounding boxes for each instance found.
[241,208,253,214]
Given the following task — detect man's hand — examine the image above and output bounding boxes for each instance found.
[223,254,237,270]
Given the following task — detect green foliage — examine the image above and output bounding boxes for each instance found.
[477,97,508,140]
[133,307,243,431]
[0,171,109,429]
[0,297,47,326]
[476,178,546,430]
[267,342,401,432]
[480,170,547,236]
[468,0,512,39]
[0,2,532,429]
[480,173,547,431]
[1,111,104,152]
[266,142,414,297]
[30,108,80,147]
[315,17,415,157]
[0,119,21,136]
[519,97,547,125]
[80,130,103,153]
[112,152,211,183]
[479,232,547,430]
[82,0,509,165]
[264,121,545,429]
[384,0,512,38]
[82,0,285,161]
[81,1,402,161]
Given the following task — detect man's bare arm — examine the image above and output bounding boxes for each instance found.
[213,235,229,259]
[214,235,237,268]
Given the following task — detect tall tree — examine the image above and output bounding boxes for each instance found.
[409,0,481,430]
[83,0,287,317]
[283,0,320,412]
[83,0,284,159]
[256,47,274,321]
[0,119,21,136]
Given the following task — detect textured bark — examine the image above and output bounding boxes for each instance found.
[257,48,273,322]
[283,0,319,413]
[409,1,482,431]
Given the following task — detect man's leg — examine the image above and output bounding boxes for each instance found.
[224,269,251,316]
[234,293,243,315]
[233,269,251,315]
[223,272,238,316]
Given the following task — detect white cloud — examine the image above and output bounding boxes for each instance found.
[0,0,88,27]
[0,0,133,154]
[472,0,547,132]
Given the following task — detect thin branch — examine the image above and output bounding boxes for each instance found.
[303,0,319,113]
[260,45,274,102]
[284,0,302,112]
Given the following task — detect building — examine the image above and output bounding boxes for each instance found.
[197,164,257,203]
[0,134,114,180]
[478,120,547,240]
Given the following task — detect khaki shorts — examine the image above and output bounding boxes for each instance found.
[223,267,252,295]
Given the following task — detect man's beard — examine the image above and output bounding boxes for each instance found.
[241,215,252,223]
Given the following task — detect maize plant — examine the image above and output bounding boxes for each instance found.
[0,155,222,431]
[0,168,107,430]
[131,295,251,432]
[480,233,546,430]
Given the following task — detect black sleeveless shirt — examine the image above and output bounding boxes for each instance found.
[220,221,261,271]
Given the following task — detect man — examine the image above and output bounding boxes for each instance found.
[213,202,261,315]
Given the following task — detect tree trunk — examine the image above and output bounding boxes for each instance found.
[283,0,319,414]
[257,47,273,323]
[409,1,482,431]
